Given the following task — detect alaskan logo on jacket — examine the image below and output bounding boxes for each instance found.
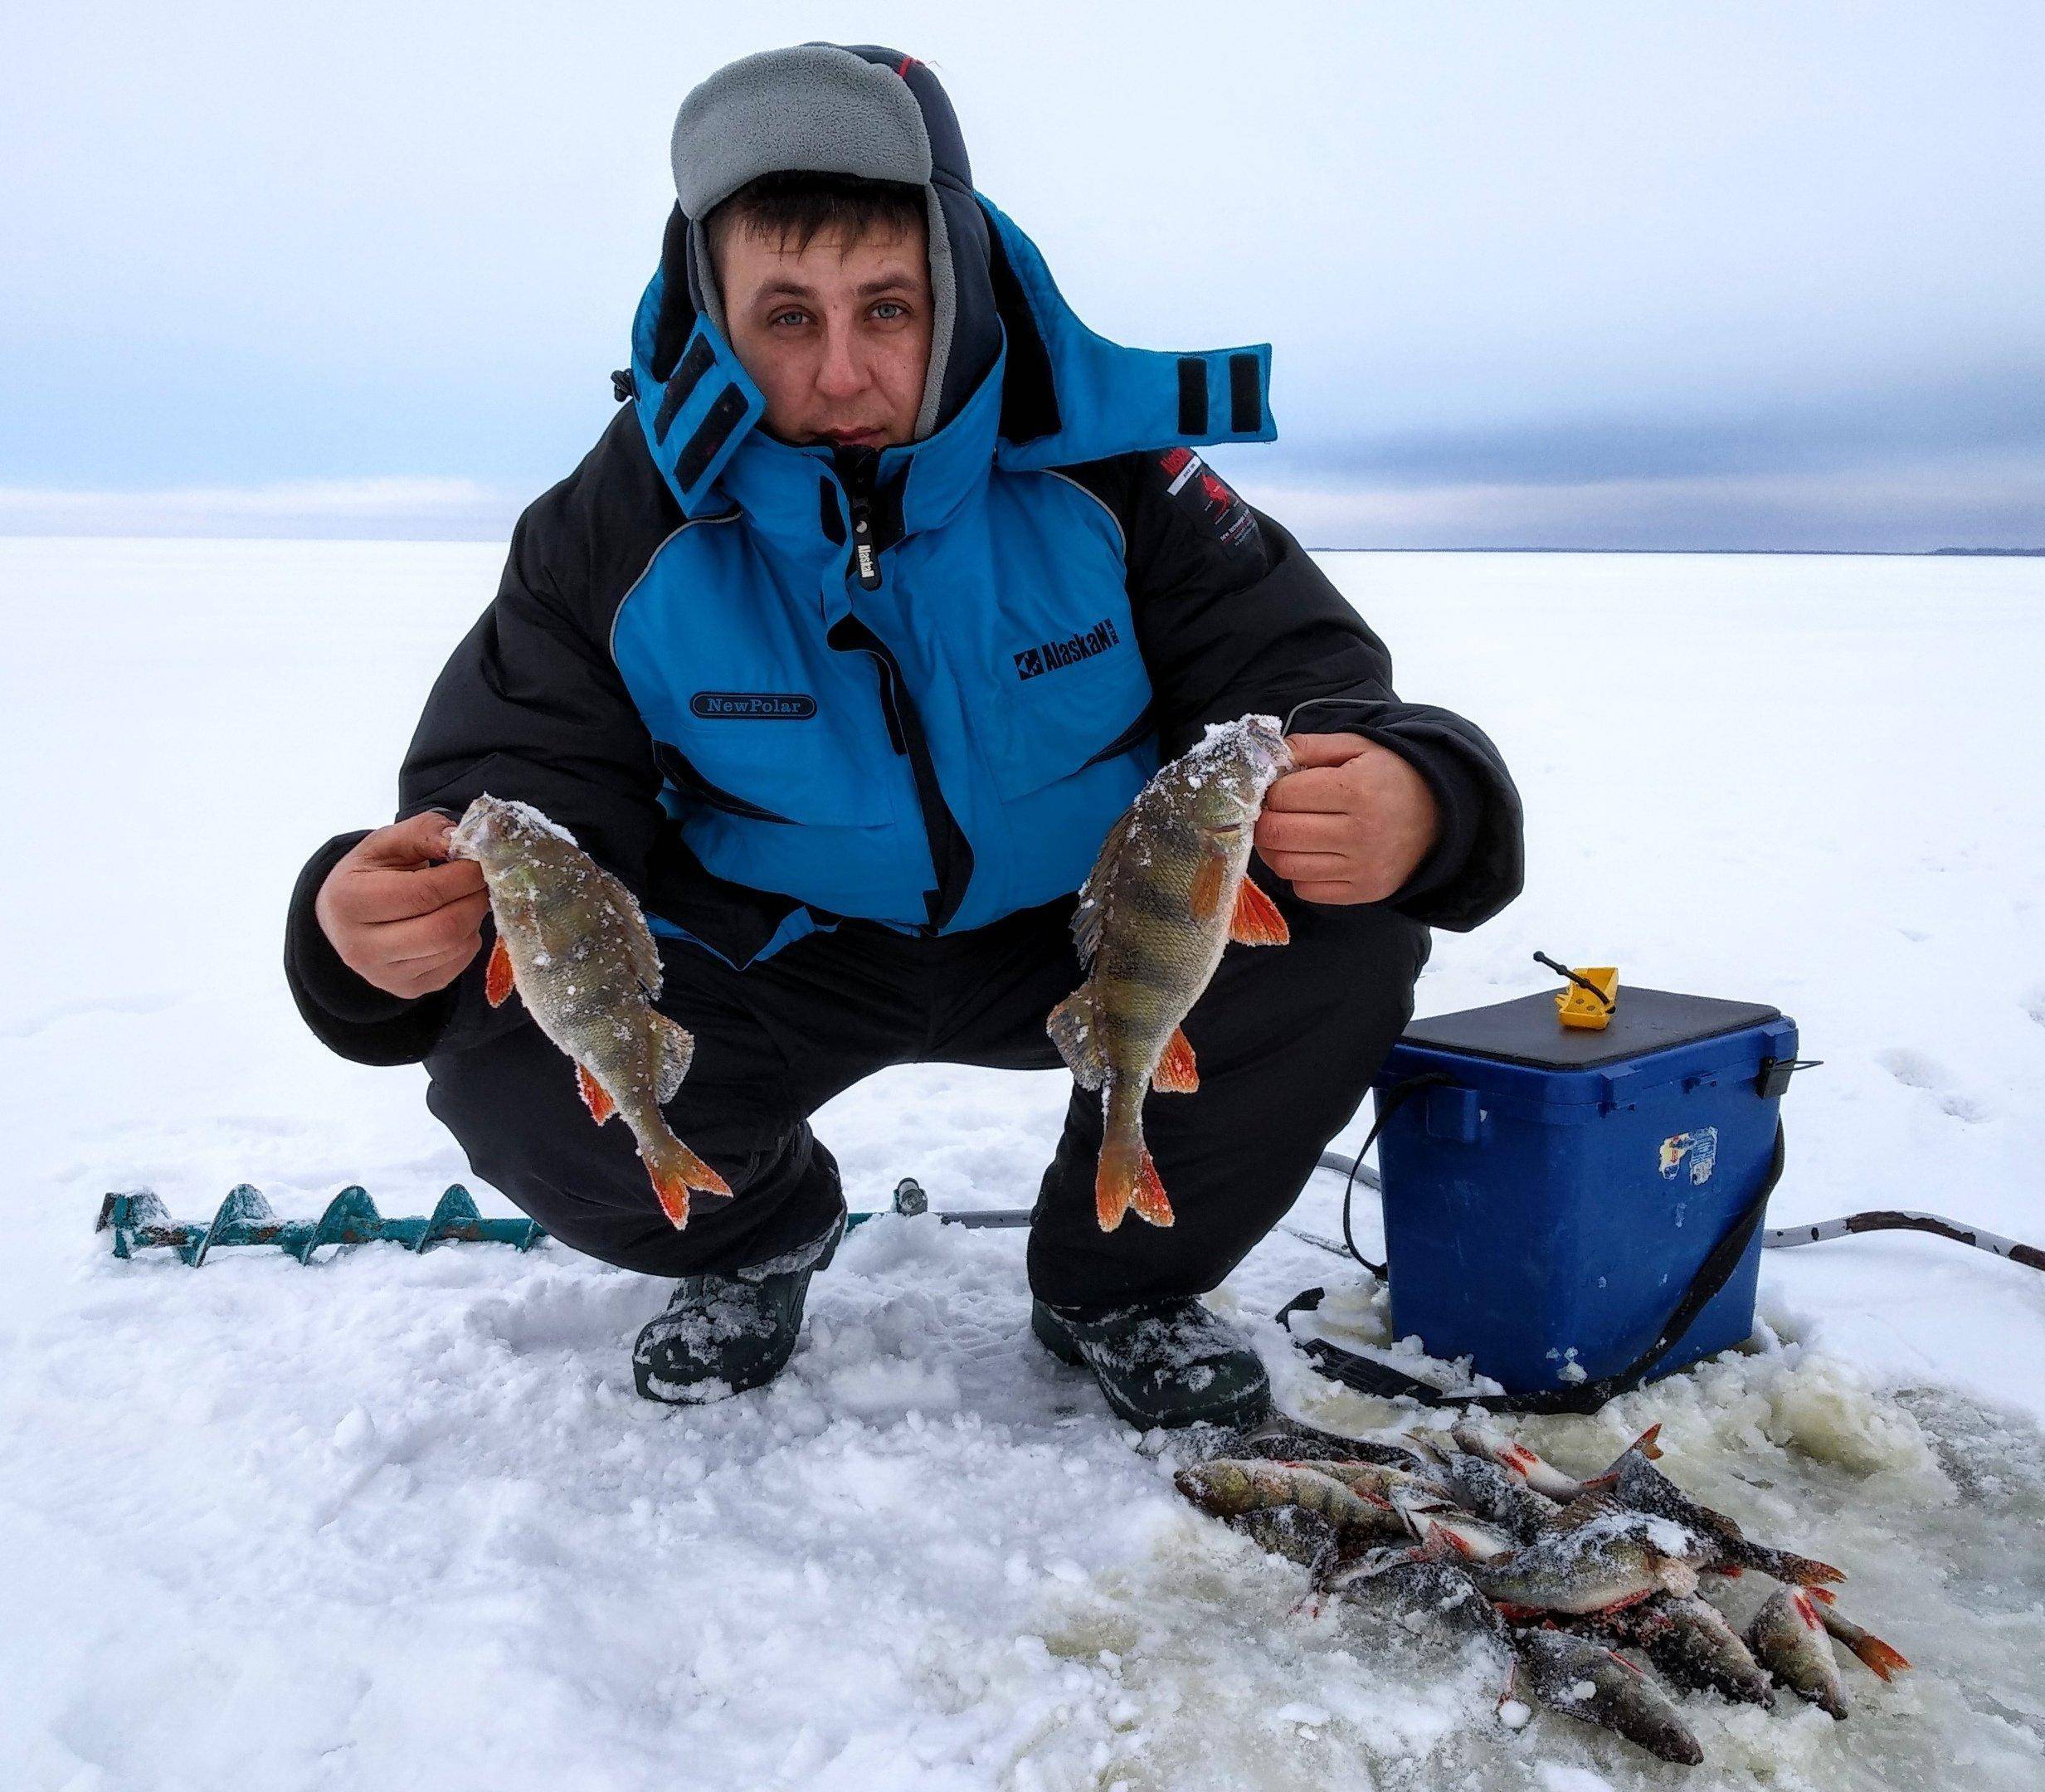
[1015,618,1120,682]
[689,691,818,720]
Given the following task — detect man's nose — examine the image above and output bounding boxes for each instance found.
[813,323,869,401]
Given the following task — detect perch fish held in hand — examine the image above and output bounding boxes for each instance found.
[1048,715,1293,1231]
[449,795,729,1228]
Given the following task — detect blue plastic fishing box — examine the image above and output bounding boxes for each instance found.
[1371,987,1800,1396]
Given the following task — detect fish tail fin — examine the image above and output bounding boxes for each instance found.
[651,1013,696,1104]
[1047,987,1105,1090]
[1094,1078,1168,1230]
[1843,1633,1911,1681]
[643,1133,731,1231]
[1131,1149,1174,1228]
[1772,1551,1847,1586]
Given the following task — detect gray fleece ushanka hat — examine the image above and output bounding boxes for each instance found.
[669,42,1001,441]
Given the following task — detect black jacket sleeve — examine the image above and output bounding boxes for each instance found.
[282,411,679,1064]
[1067,450,1524,931]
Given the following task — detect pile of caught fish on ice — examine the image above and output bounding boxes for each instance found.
[1176,1416,1910,1767]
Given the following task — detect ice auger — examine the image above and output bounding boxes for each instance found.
[95,1183,547,1265]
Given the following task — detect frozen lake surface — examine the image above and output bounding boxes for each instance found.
[2,539,2042,1790]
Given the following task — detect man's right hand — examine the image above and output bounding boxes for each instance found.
[314,811,490,999]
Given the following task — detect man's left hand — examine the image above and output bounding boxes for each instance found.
[1253,732,1440,905]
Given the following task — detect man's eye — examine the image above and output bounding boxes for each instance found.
[770,309,810,329]
[871,301,908,322]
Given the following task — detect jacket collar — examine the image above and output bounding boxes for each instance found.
[694,337,1009,556]
[628,197,1276,527]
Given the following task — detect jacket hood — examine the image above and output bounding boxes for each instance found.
[630,41,1277,520]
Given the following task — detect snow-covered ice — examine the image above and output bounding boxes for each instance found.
[3,538,2043,1789]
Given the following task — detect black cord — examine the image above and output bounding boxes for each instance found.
[1534,950,1616,1010]
[1340,1147,1384,1276]
[1335,1073,1453,1278]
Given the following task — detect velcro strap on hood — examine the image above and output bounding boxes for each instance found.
[629,290,766,517]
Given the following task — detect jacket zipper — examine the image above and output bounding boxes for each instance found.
[830,450,973,930]
[848,492,883,592]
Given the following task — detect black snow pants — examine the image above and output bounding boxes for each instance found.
[423,883,1429,1311]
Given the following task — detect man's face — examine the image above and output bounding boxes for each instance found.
[716,217,933,450]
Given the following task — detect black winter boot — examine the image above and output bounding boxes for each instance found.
[632,1212,844,1404]
[1030,1295,1272,1429]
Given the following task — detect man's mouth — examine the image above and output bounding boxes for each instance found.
[819,426,883,447]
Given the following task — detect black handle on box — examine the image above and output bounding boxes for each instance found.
[1756,1056,1822,1099]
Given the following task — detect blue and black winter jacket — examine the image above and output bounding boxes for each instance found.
[285,47,1523,1066]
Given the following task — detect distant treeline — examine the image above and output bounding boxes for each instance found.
[1931,547,2045,557]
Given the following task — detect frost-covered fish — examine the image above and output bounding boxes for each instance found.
[1608,1438,1844,1585]
[1327,1548,1507,1640]
[1589,1592,1775,1707]
[1429,1450,1564,1543]
[1509,1629,1705,1766]
[1276,1459,1447,1505]
[449,795,729,1228]
[1808,1588,1911,1682]
[1465,1504,1702,1614]
[1174,1458,1400,1535]
[1228,1506,1345,1571]
[1048,717,1293,1230]
[1449,1419,1651,1502]
[1745,1586,1848,1717]
[1230,1416,1442,1473]
[1394,1487,1520,1562]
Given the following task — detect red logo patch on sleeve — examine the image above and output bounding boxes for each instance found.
[1156,449,1259,554]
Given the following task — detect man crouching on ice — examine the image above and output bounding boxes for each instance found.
[285,44,1523,1427]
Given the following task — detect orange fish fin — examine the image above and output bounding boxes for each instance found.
[1131,1151,1175,1227]
[1152,1026,1200,1093]
[645,1143,731,1231]
[1094,1159,1131,1233]
[649,1164,691,1230]
[484,935,515,1007]
[576,1064,616,1125]
[1189,850,1226,922]
[1229,874,1290,946]
[1847,1634,1911,1681]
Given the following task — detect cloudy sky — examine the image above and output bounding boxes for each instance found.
[3,2,2039,548]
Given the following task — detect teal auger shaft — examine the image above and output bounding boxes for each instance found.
[96,1185,550,1264]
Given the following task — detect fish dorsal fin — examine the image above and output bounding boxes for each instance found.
[1229,874,1289,946]
[1072,810,1136,966]
[485,935,516,1007]
[651,1012,695,1104]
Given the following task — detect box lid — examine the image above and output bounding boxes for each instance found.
[1400,986,1782,1072]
